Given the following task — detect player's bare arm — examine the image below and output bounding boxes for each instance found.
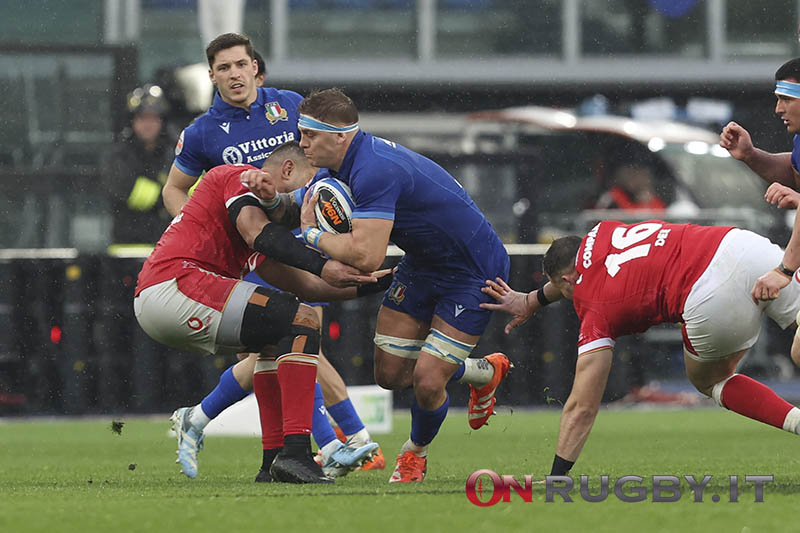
[555,348,613,462]
[234,204,377,288]
[720,121,796,187]
[162,164,200,216]
[266,193,302,228]
[300,190,393,272]
[256,258,391,302]
[239,168,302,228]
[481,278,563,334]
[752,182,800,302]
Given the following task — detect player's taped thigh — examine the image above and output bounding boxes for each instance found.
[420,328,476,365]
[275,303,321,356]
[234,285,306,352]
[374,333,426,360]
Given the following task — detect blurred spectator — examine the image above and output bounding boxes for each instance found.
[594,162,666,211]
[104,85,176,244]
[593,161,677,406]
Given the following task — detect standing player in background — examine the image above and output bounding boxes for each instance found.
[162,33,303,209]
[244,88,513,483]
[135,162,382,483]
[161,34,380,478]
[253,50,267,88]
[720,57,800,189]
[483,221,800,477]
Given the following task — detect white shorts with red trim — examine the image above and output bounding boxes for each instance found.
[682,229,800,361]
[133,277,260,356]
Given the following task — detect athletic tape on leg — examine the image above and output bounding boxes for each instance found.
[255,357,277,373]
[421,328,476,364]
[374,333,425,360]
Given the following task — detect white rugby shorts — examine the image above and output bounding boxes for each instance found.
[682,228,800,361]
[133,278,259,355]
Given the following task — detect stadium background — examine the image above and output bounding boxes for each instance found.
[2,0,800,417]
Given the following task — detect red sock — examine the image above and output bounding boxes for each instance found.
[253,357,283,450]
[716,374,794,429]
[276,352,318,437]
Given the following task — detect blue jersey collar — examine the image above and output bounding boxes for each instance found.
[333,130,366,178]
[209,87,266,119]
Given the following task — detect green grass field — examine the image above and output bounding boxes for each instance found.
[1,407,797,533]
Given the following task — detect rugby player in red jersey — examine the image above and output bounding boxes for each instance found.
[134,161,383,483]
[483,220,800,476]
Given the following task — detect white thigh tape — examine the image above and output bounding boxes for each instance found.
[421,328,476,364]
[374,333,425,360]
[255,358,278,373]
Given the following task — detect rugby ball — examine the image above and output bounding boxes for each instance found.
[313,178,355,234]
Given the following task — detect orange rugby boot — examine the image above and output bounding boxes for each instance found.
[358,446,386,470]
[468,353,512,429]
[388,451,427,483]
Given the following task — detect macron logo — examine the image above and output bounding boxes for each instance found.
[454,304,465,317]
[220,122,231,134]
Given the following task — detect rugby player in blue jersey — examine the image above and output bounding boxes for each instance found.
[244,88,513,482]
[159,34,380,480]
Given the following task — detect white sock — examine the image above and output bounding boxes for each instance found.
[189,404,212,430]
[710,375,735,408]
[346,428,371,447]
[783,407,800,434]
[458,357,494,387]
[401,438,427,457]
[320,439,342,461]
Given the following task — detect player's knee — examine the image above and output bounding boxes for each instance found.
[276,304,321,355]
[412,372,447,403]
[685,372,711,397]
[374,365,406,390]
[293,304,321,332]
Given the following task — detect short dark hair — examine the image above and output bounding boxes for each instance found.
[206,33,254,68]
[262,141,306,168]
[542,236,582,280]
[297,88,359,125]
[254,50,266,78]
[775,58,800,81]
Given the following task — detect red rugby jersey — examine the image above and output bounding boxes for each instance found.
[135,164,263,304]
[573,220,732,356]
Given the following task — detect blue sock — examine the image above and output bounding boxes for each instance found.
[449,362,466,382]
[311,383,338,448]
[409,393,449,446]
[326,398,365,435]
[199,365,249,419]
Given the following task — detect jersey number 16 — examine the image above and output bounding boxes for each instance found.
[604,222,664,277]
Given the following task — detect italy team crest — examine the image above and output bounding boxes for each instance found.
[265,102,288,124]
[388,282,406,304]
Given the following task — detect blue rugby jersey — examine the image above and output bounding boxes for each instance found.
[792,134,800,174]
[174,87,303,176]
[300,131,507,279]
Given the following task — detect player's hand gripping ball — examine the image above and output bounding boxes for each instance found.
[313,178,355,234]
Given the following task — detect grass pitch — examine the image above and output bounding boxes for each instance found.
[1,407,797,533]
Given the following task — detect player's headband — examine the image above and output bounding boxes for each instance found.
[298,114,359,133]
[775,80,800,99]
